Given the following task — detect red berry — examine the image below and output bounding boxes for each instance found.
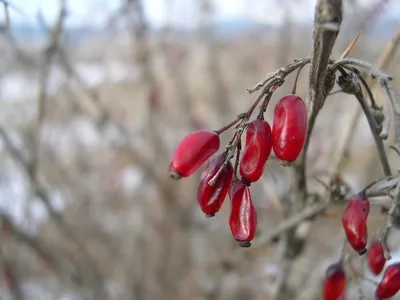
[169,130,220,179]
[228,180,257,247]
[239,119,272,182]
[342,193,370,255]
[197,154,234,217]
[368,241,388,275]
[272,94,307,164]
[323,263,346,300]
[376,263,400,299]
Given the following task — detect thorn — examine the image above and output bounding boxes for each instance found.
[339,32,362,60]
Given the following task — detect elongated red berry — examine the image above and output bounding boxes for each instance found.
[169,130,220,179]
[228,180,257,247]
[272,94,307,165]
[239,119,272,182]
[368,241,388,276]
[342,193,370,255]
[197,154,233,217]
[376,263,400,299]
[323,263,346,300]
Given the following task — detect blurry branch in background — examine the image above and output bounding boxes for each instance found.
[2,1,10,29]
[375,27,400,74]
[0,251,22,300]
[160,0,198,128]
[0,0,23,17]
[27,0,67,216]
[355,0,392,32]
[0,212,83,286]
[275,0,294,68]
[0,0,26,30]
[125,0,161,137]
[0,1,111,299]
[199,0,231,120]
[36,10,110,127]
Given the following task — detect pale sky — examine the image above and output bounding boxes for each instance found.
[6,0,400,29]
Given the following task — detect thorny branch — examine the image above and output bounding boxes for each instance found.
[246,1,399,298]
[276,0,344,270]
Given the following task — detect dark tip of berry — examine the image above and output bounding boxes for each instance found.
[169,171,182,180]
[357,248,367,256]
[280,160,292,167]
[241,177,251,187]
[205,213,215,218]
[238,241,251,248]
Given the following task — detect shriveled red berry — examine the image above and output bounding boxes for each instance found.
[368,241,388,276]
[169,130,220,179]
[376,263,400,299]
[239,119,272,182]
[197,154,233,217]
[228,180,257,247]
[342,193,370,255]
[323,263,346,300]
[271,94,307,165]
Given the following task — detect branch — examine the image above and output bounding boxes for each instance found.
[247,58,311,93]
[252,201,328,247]
[0,127,29,170]
[297,0,343,194]
[331,29,400,173]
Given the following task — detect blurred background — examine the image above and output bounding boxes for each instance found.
[0,0,399,299]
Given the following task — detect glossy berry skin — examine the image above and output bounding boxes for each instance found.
[169,130,220,179]
[376,263,400,299]
[228,180,257,247]
[323,263,346,300]
[239,119,272,182]
[368,241,387,276]
[342,193,370,255]
[197,154,234,217]
[272,94,307,164]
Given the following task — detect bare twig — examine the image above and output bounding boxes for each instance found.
[247,58,311,94]
[332,29,400,173]
[252,201,328,247]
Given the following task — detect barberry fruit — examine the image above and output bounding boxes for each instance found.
[272,94,307,165]
[323,263,346,300]
[228,180,257,247]
[342,193,370,255]
[376,263,400,299]
[368,240,388,276]
[197,154,233,217]
[239,119,272,182]
[169,130,220,179]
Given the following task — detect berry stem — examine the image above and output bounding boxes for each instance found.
[214,113,246,135]
[291,63,306,94]
[246,78,282,119]
[233,139,242,178]
[208,152,233,187]
[338,236,347,265]
[257,90,273,120]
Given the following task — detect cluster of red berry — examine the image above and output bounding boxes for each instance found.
[324,190,400,299]
[324,250,400,299]
[169,94,307,247]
